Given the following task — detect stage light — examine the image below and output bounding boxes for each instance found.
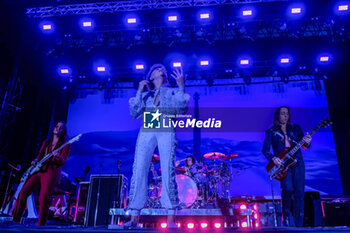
[160,222,168,229]
[97,66,106,72]
[242,9,253,16]
[83,21,92,27]
[186,222,195,229]
[254,214,258,219]
[200,222,208,229]
[168,15,178,22]
[60,68,70,74]
[177,223,181,228]
[241,222,248,228]
[291,7,302,14]
[280,57,290,64]
[200,60,209,66]
[240,204,247,210]
[200,13,210,19]
[319,56,330,62]
[127,17,137,24]
[255,223,259,228]
[254,204,258,210]
[135,64,145,70]
[338,4,349,12]
[214,222,222,229]
[173,62,182,68]
[42,24,52,30]
[240,59,250,66]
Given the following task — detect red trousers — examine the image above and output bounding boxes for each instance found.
[12,170,57,225]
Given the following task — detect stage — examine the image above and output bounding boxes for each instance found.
[1,225,350,233]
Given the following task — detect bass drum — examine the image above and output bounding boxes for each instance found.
[176,174,198,207]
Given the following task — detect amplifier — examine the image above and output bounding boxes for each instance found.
[74,181,90,224]
[85,174,128,226]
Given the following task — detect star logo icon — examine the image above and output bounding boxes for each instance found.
[150,109,162,122]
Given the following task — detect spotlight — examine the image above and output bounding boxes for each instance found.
[168,15,178,22]
[254,214,258,219]
[319,56,330,62]
[42,24,52,30]
[241,222,248,228]
[214,222,222,229]
[177,223,181,228]
[173,62,182,68]
[338,4,349,12]
[186,222,195,229]
[240,204,247,210]
[97,66,106,72]
[242,9,253,16]
[200,13,210,19]
[200,60,209,66]
[280,57,290,64]
[60,68,70,75]
[160,222,168,229]
[127,17,137,24]
[255,223,259,228]
[135,64,145,70]
[83,21,92,27]
[291,7,302,14]
[200,222,208,229]
[240,59,250,66]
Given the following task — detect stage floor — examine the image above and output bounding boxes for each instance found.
[1,225,350,233]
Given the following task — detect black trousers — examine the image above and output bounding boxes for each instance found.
[281,158,305,227]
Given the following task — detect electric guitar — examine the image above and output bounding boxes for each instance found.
[266,118,331,181]
[3,134,82,215]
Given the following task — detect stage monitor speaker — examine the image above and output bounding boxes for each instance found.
[85,174,128,226]
[323,200,350,226]
[304,192,324,227]
[74,181,90,224]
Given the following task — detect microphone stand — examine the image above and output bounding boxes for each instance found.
[0,163,21,215]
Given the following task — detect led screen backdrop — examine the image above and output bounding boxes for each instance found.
[66,79,343,196]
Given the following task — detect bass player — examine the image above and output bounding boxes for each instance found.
[12,121,71,226]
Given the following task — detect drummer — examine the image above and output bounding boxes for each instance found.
[177,156,208,185]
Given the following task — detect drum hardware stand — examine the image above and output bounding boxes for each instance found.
[270,176,278,227]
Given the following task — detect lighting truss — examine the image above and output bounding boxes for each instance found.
[26,0,287,18]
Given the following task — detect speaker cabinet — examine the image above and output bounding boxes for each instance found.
[74,181,90,224]
[85,174,128,226]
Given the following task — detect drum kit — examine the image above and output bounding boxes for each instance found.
[146,152,239,209]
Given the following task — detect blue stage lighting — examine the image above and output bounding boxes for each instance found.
[168,15,178,22]
[200,13,210,20]
[173,62,182,67]
[60,68,70,74]
[242,9,253,16]
[240,59,250,65]
[291,7,302,14]
[280,57,290,64]
[83,21,92,27]
[200,60,209,66]
[338,4,349,12]
[42,24,52,30]
[135,64,145,70]
[97,66,106,72]
[318,55,331,63]
[127,17,137,24]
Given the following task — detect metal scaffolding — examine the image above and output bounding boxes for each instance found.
[26,0,287,18]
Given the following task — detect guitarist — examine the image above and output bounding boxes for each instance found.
[262,106,312,227]
[12,121,71,225]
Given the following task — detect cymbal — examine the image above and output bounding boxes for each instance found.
[203,152,225,159]
[220,153,239,161]
[152,154,160,163]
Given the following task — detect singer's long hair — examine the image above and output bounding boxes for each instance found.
[146,64,168,90]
